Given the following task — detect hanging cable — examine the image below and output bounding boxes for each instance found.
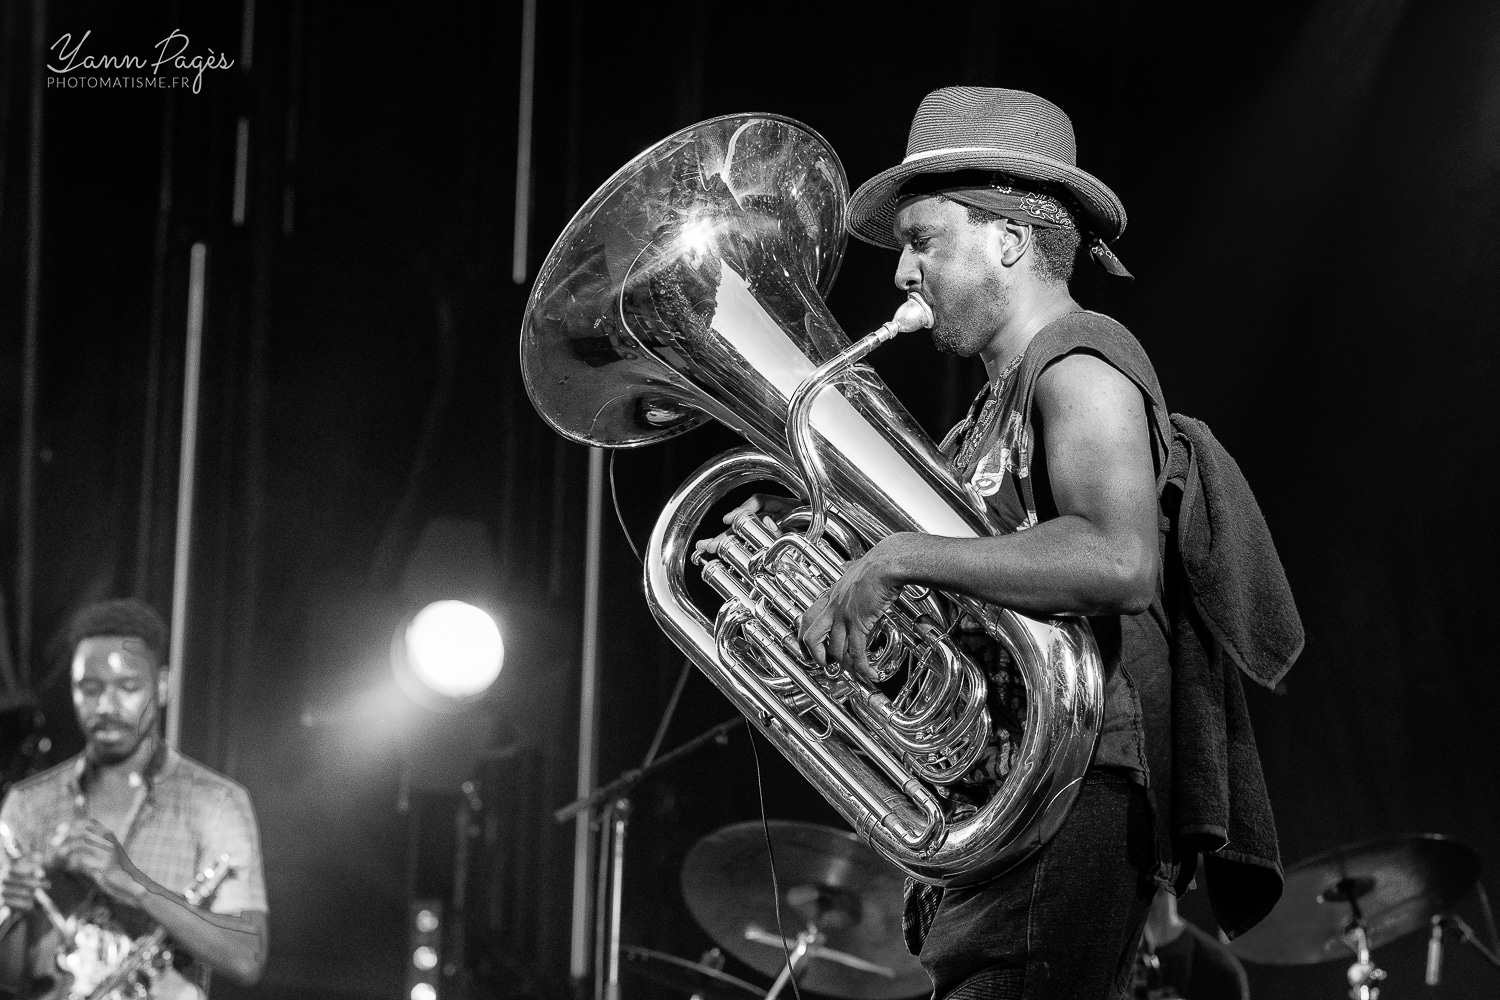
[749,730,804,1000]
[608,451,643,565]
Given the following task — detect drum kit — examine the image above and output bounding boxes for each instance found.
[621,820,929,1000]
[1227,833,1498,999]
[616,825,1498,1000]
[549,678,1493,1000]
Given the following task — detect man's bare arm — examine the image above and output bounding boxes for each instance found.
[122,864,268,985]
[799,352,1160,676]
[57,820,268,985]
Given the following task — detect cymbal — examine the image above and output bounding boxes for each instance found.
[1229,833,1481,965]
[681,820,929,1000]
[622,946,764,1000]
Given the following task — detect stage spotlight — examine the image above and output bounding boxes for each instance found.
[394,600,504,710]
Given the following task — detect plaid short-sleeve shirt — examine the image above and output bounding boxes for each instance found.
[0,747,268,916]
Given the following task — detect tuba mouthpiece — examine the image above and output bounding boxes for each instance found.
[876,294,934,342]
[894,294,934,332]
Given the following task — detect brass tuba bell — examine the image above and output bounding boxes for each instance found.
[520,114,1103,886]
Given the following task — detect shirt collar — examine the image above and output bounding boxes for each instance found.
[69,738,173,799]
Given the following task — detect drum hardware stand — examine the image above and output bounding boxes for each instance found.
[1343,922,1384,1000]
[1324,878,1386,1000]
[555,674,745,1000]
[744,924,895,1000]
[1428,912,1500,979]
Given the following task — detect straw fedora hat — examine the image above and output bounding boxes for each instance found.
[848,86,1126,250]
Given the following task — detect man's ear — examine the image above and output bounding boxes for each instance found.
[995,218,1034,268]
[157,665,170,707]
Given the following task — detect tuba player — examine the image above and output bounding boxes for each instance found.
[785,87,1295,1000]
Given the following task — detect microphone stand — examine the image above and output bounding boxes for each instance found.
[553,716,744,826]
[554,655,744,1000]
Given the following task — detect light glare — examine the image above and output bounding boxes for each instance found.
[413,945,438,970]
[403,601,504,701]
[681,217,714,255]
[411,984,437,1000]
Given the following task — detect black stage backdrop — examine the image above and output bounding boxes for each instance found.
[0,1,1497,998]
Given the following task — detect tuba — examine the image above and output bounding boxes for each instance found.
[520,114,1103,886]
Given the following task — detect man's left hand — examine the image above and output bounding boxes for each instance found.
[798,534,910,680]
[52,820,145,905]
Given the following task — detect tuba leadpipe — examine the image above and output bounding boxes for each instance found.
[521,113,1104,886]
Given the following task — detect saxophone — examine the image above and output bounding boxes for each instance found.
[520,113,1104,887]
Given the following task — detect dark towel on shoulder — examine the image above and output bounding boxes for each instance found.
[1013,316,1303,939]
[1163,414,1303,938]
[1170,415,1303,689]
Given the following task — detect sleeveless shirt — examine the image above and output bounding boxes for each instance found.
[940,310,1171,786]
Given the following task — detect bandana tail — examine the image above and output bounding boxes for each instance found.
[1089,237,1133,280]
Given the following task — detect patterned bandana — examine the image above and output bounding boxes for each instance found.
[896,171,1133,279]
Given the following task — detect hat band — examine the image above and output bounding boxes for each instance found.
[901,145,1032,165]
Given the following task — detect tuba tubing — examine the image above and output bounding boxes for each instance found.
[646,447,947,856]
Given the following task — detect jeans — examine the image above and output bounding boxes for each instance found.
[919,771,1156,1000]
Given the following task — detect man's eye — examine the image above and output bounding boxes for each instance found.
[119,682,142,693]
[79,683,103,697]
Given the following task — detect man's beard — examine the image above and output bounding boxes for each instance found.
[931,320,979,356]
[928,286,1006,357]
[87,734,144,764]
[85,714,154,764]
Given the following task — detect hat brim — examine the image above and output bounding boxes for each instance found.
[848,149,1126,249]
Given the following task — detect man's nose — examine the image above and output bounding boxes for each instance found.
[894,249,920,292]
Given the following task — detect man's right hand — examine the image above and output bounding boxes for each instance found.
[1,856,46,913]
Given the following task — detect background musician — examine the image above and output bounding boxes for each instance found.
[0,598,267,998]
